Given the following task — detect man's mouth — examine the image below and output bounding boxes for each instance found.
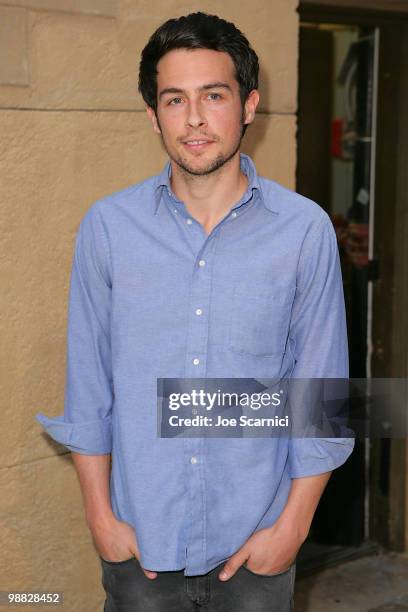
[183,139,215,150]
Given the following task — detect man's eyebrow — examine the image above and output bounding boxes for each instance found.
[158,82,232,100]
[201,82,232,92]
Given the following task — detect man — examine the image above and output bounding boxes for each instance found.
[36,12,354,612]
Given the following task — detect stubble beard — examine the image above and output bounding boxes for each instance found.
[156,112,246,178]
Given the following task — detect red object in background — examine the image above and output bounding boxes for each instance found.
[331,214,369,268]
[346,222,369,268]
[332,213,349,249]
[331,118,344,158]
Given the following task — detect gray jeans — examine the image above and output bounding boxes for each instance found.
[100,556,296,611]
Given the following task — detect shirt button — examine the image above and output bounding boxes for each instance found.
[174,208,178,213]
[186,218,192,224]
[192,358,200,365]
[190,456,198,464]
[198,259,206,267]
[195,308,203,315]
[231,211,237,218]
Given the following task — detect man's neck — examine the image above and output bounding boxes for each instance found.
[169,153,249,235]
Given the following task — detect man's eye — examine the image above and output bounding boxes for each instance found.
[169,97,183,105]
[208,93,221,100]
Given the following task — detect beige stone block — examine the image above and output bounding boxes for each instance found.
[0,456,105,610]
[242,112,297,189]
[3,0,117,18]
[0,10,135,109]
[120,0,202,20]
[0,6,29,86]
[26,11,135,109]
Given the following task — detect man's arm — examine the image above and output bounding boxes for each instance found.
[70,453,114,528]
[276,471,333,543]
[35,205,157,576]
[219,471,331,580]
[36,204,114,455]
[286,212,354,479]
[70,453,159,576]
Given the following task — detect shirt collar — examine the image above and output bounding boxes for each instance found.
[153,153,279,215]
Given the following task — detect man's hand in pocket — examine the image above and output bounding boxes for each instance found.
[89,515,158,580]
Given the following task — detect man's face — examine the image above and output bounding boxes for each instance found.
[146,48,259,176]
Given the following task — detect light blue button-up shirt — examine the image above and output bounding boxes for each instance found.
[36,153,354,575]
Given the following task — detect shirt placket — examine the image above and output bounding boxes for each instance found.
[167,196,215,574]
[164,187,256,574]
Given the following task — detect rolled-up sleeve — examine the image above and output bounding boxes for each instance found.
[288,212,355,478]
[35,202,113,455]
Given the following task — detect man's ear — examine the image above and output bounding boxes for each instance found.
[243,90,260,126]
[146,106,161,134]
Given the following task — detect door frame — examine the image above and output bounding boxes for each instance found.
[298,1,408,551]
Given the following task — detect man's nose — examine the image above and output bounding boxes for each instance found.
[185,100,207,128]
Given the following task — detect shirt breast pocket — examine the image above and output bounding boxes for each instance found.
[229,284,296,357]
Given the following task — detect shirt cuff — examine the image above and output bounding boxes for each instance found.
[35,412,112,455]
[288,437,355,478]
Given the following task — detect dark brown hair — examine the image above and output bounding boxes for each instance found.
[138,11,259,132]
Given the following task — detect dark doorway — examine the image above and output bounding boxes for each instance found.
[296,2,408,574]
[297,19,374,573]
